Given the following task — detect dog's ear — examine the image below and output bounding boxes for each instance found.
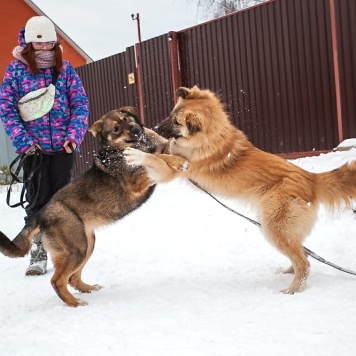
[88,119,103,137]
[177,86,203,99]
[176,87,190,99]
[118,107,143,126]
[119,106,138,116]
[186,113,202,134]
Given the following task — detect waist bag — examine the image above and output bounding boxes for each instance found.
[18,68,58,122]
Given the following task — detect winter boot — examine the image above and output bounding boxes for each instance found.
[25,239,47,276]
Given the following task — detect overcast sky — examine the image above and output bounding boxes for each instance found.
[32,0,204,61]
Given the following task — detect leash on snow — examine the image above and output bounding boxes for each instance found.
[189,179,356,276]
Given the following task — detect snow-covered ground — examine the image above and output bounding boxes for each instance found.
[1,146,356,356]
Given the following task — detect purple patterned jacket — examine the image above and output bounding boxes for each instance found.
[0,29,89,154]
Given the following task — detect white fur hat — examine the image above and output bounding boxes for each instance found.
[24,16,57,43]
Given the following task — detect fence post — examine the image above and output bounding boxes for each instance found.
[169,31,182,102]
[329,0,343,143]
[132,13,145,124]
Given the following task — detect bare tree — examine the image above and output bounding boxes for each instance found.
[196,0,268,19]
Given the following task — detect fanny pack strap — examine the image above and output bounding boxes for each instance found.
[51,67,58,86]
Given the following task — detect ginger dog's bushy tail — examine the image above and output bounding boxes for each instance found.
[315,161,356,210]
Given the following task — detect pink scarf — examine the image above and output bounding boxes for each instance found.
[12,45,56,69]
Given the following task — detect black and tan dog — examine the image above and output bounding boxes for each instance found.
[0,107,188,307]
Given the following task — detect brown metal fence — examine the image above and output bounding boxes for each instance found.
[139,35,175,129]
[73,0,356,177]
[335,0,356,139]
[178,0,339,154]
[74,48,138,176]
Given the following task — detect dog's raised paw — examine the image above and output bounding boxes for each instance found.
[167,138,177,153]
[181,160,190,171]
[124,147,145,166]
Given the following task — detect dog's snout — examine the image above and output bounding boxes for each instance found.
[100,132,108,144]
[154,117,174,138]
[130,125,142,138]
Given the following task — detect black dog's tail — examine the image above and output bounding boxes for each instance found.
[0,222,40,258]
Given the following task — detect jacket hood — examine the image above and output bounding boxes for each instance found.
[18,28,26,47]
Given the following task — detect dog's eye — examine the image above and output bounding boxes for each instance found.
[112,126,120,133]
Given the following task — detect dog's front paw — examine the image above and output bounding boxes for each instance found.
[124,147,146,166]
[181,160,190,171]
[167,138,177,154]
[173,160,190,172]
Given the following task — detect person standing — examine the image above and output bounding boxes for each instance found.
[0,16,89,275]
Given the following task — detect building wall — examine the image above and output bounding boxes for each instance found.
[0,0,88,76]
[0,0,90,168]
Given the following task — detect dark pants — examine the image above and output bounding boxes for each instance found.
[23,151,74,224]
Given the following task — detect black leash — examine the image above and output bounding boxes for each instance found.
[189,179,356,276]
[6,148,43,210]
